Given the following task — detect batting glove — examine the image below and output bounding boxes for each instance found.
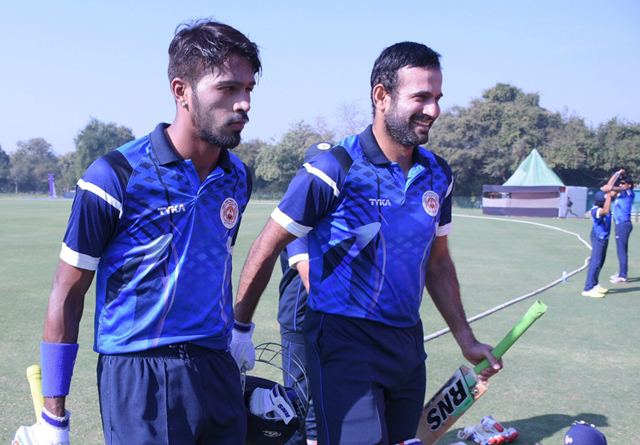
[249,383,297,424]
[13,408,70,445]
[230,321,255,371]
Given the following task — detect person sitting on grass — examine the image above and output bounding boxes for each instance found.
[581,170,624,298]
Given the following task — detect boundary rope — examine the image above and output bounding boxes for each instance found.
[423,214,591,343]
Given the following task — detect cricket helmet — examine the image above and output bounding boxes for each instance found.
[243,342,309,445]
[304,142,332,162]
[564,421,607,445]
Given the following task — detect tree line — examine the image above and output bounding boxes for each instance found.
[1,83,637,197]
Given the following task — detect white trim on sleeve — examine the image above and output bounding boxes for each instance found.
[445,177,454,198]
[270,208,312,238]
[303,163,340,197]
[436,222,452,237]
[60,243,100,270]
[77,179,123,218]
[288,253,309,267]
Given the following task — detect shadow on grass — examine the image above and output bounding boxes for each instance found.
[606,284,640,295]
[441,412,608,444]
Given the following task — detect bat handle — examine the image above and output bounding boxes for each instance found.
[26,365,44,422]
[473,300,548,374]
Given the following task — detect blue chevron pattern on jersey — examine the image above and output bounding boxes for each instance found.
[61,123,251,354]
[274,125,452,327]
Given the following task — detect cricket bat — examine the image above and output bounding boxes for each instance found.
[12,365,44,445]
[417,300,548,444]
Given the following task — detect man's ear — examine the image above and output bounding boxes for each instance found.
[171,77,190,109]
[372,83,389,114]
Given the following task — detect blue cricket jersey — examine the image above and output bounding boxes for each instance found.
[61,123,252,354]
[272,126,452,328]
[612,189,635,223]
[590,206,611,240]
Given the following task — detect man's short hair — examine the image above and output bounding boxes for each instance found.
[370,41,441,112]
[168,19,261,86]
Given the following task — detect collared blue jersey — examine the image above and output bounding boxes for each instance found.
[61,123,251,354]
[272,126,453,328]
[590,206,611,240]
[612,189,635,223]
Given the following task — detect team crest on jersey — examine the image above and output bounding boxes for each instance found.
[422,191,440,216]
[220,197,239,229]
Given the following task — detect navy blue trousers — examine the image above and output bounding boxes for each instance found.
[584,235,609,291]
[97,344,246,445]
[304,310,426,445]
[614,221,633,278]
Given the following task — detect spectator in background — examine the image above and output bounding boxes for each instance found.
[582,170,624,298]
[610,175,635,283]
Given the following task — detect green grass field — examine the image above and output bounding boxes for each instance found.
[1,197,638,444]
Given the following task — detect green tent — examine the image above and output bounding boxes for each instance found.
[503,149,564,186]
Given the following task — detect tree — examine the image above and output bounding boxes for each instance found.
[234,139,267,171]
[595,118,640,180]
[254,121,333,194]
[334,101,369,137]
[10,138,59,193]
[58,152,78,192]
[430,84,564,195]
[0,145,10,192]
[75,118,134,176]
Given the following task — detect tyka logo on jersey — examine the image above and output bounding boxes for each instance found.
[368,198,392,207]
[158,204,186,216]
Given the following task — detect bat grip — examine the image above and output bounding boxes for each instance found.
[473,300,547,374]
[27,364,44,422]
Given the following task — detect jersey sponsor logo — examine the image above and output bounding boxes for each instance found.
[220,197,239,229]
[158,204,186,216]
[369,198,392,206]
[422,191,440,216]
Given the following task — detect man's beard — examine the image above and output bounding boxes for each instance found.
[384,105,432,147]
[191,94,248,150]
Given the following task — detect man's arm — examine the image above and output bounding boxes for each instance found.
[598,169,624,216]
[234,218,297,323]
[42,261,95,417]
[425,236,501,380]
[294,260,310,293]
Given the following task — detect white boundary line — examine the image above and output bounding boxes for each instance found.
[423,213,591,343]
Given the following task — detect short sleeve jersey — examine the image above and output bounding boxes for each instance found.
[61,123,252,354]
[590,206,611,240]
[271,126,453,327]
[612,189,635,223]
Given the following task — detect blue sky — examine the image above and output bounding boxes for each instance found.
[1,1,639,154]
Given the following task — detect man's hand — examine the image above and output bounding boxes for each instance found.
[14,408,71,445]
[459,339,502,382]
[230,321,255,371]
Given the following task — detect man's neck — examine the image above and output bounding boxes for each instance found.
[371,120,414,175]
[166,123,222,182]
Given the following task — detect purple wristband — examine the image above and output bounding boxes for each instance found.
[41,407,70,428]
[41,341,79,397]
[233,321,252,333]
